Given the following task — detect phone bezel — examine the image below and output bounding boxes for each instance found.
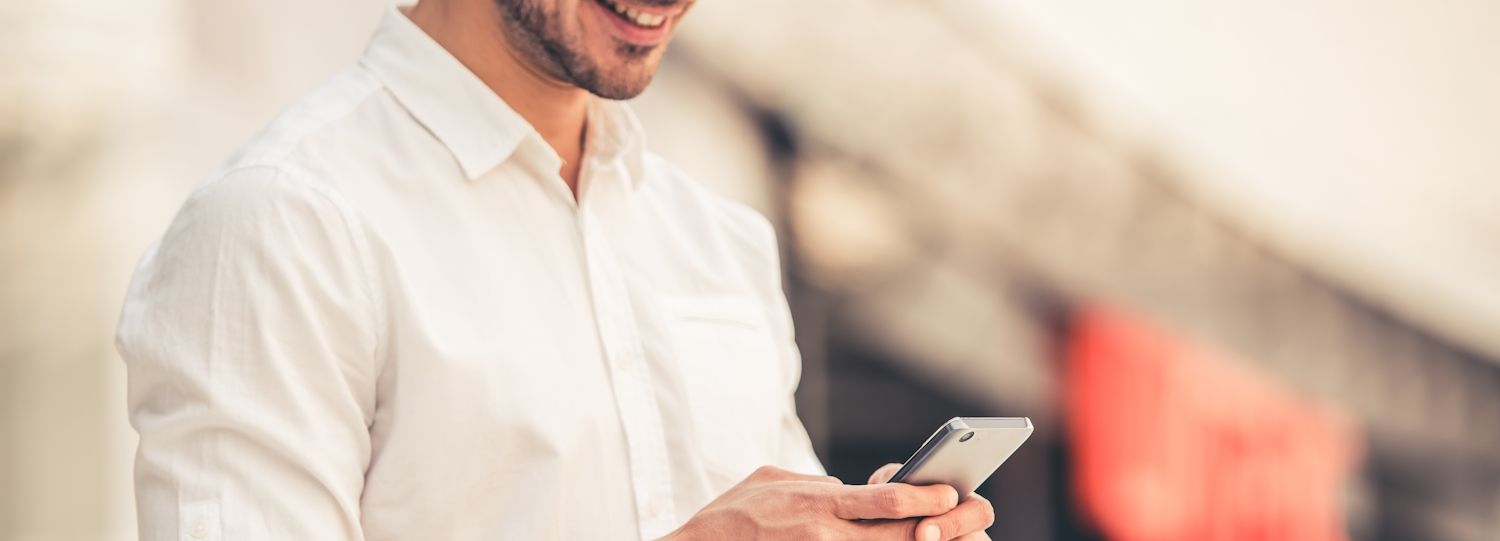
[887,417,1032,492]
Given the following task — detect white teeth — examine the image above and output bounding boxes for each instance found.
[603,0,666,28]
[635,12,665,27]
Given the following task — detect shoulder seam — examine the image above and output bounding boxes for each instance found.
[203,164,390,381]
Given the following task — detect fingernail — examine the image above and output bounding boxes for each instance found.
[945,487,959,508]
[920,524,941,541]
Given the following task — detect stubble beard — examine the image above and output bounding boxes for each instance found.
[494,0,657,100]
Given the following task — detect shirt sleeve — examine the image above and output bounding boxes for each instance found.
[766,283,828,476]
[725,201,827,476]
[117,166,382,541]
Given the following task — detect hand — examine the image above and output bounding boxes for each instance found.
[869,463,995,541]
[660,465,994,541]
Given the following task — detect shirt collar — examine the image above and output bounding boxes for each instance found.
[586,96,649,185]
[360,8,646,185]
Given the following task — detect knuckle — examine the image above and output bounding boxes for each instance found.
[752,465,783,480]
[877,486,910,513]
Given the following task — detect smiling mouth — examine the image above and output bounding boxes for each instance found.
[594,0,668,28]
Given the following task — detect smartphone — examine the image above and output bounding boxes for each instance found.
[887,417,1033,497]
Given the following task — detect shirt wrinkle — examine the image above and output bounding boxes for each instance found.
[117,7,824,541]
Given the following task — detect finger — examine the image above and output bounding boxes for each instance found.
[856,519,988,541]
[832,482,959,520]
[851,518,920,541]
[744,466,794,485]
[868,463,903,484]
[915,493,995,540]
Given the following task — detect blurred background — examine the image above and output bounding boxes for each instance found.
[3,0,1498,539]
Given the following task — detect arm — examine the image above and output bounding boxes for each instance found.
[118,167,381,540]
[771,338,826,477]
[665,208,992,540]
[759,218,826,476]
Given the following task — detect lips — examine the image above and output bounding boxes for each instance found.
[590,0,682,46]
[596,0,667,28]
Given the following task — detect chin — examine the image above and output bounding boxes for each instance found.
[588,75,655,100]
[583,55,662,99]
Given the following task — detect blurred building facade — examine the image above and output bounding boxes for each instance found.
[2,1,1497,540]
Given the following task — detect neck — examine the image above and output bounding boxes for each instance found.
[406,0,590,191]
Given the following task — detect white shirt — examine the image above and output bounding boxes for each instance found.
[117,9,822,541]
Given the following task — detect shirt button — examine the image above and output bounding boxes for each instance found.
[188,522,208,539]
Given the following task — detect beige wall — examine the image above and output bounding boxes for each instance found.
[1001,0,1500,359]
[1,2,386,539]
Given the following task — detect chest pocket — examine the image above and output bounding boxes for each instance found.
[660,295,784,483]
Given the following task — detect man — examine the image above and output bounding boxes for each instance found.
[117,0,996,539]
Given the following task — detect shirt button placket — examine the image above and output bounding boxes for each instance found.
[579,203,675,539]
